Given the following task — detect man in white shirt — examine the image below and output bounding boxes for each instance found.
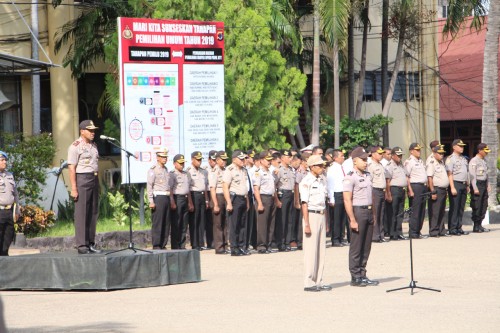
[327,149,348,246]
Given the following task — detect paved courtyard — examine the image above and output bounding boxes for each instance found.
[1,223,499,333]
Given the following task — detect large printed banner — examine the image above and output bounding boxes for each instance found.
[118,17,225,183]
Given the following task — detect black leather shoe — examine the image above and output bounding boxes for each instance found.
[380,238,389,242]
[439,233,451,237]
[397,235,409,240]
[304,286,320,292]
[77,246,90,254]
[341,240,350,246]
[418,234,429,239]
[361,277,380,286]
[350,278,367,287]
[472,228,482,233]
[230,250,243,256]
[153,246,162,250]
[458,229,469,235]
[429,234,439,238]
[278,247,287,252]
[332,242,343,247]
[89,245,102,254]
[390,236,399,241]
[297,245,303,250]
[318,285,333,291]
[409,234,420,239]
[258,249,267,254]
[239,248,251,256]
[449,230,461,236]
[480,227,490,232]
[215,250,226,254]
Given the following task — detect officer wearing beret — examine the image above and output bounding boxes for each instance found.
[299,155,331,292]
[147,148,173,249]
[469,143,491,233]
[0,151,20,256]
[187,151,209,250]
[344,147,379,287]
[446,139,469,236]
[405,143,428,239]
[209,151,229,254]
[426,145,450,237]
[68,120,101,254]
[368,146,388,243]
[170,154,194,249]
[385,147,408,240]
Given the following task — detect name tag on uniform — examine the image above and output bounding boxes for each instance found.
[359,179,365,182]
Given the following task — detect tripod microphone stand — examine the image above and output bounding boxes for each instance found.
[104,138,151,255]
[386,196,440,295]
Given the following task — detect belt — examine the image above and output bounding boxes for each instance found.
[476,180,487,183]
[153,191,170,196]
[191,191,205,195]
[78,172,98,176]
[373,188,385,191]
[280,189,293,193]
[230,192,247,198]
[354,205,372,210]
[0,205,12,210]
[261,194,274,197]
[390,185,406,189]
[410,182,425,185]
[174,194,189,198]
[308,209,324,215]
[454,181,467,185]
[436,187,448,190]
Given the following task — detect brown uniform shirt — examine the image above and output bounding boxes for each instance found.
[146,164,172,204]
[187,165,208,192]
[343,170,373,206]
[446,153,469,182]
[385,160,408,187]
[367,161,387,189]
[209,165,225,194]
[67,137,99,173]
[0,171,20,214]
[405,155,427,184]
[171,169,192,195]
[469,155,488,192]
[277,165,295,190]
[426,159,449,188]
[223,164,248,196]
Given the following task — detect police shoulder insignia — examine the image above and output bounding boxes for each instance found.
[150,165,156,169]
[72,140,80,146]
[347,171,353,176]
[445,158,452,165]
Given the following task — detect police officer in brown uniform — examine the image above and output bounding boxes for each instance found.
[446,139,470,236]
[187,151,209,250]
[253,151,278,254]
[426,145,450,237]
[170,154,194,249]
[368,146,388,243]
[209,151,229,253]
[344,147,379,287]
[0,151,20,256]
[223,150,250,256]
[147,148,173,249]
[469,143,491,233]
[405,143,428,239]
[205,150,218,249]
[385,147,408,240]
[68,120,101,254]
[276,149,295,251]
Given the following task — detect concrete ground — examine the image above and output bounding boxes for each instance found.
[1,223,499,333]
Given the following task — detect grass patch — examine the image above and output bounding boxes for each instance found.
[34,217,152,238]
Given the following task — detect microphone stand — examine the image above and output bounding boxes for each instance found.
[50,159,67,211]
[104,139,151,255]
[386,200,440,295]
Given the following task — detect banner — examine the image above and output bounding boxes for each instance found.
[118,17,225,183]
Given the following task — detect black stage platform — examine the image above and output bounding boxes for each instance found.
[0,249,201,291]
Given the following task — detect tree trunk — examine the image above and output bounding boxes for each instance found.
[333,40,340,148]
[311,0,320,145]
[348,15,355,119]
[381,0,389,145]
[354,0,369,119]
[482,7,500,206]
[381,28,406,117]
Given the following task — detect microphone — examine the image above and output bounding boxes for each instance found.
[100,135,117,141]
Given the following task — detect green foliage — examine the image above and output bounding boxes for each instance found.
[108,191,130,226]
[56,197,74,221]
[16,205,56,237]
[0,133,56,205]
[339,115,392,151]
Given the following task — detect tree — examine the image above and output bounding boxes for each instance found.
[354,0,370,119]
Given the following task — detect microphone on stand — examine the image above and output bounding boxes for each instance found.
[100,135,118,141]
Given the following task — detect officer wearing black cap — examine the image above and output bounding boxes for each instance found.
[205,150,218,249]
[223,150,250,256]
[147,148,172,249]
[68,120,101,254]
[187,151,209,250]
[385,147,408,240]
[0,151,20,256]
[469,143,491,233]
[170,154,194,249]
[209,151,229,253]
[405,143,428,239]
[276,149,295,251]
[344,147,379,287]
[446,139,469,236]
[426,145,450,237]
[245,149,257,251]
[368,146,388,243]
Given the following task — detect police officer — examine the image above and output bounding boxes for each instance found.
[469,143,491,233]
[405,143,428,239]
[253,151,278,254]
[426,145,450,237]
[299,155,331,292]
[68,120,101,254]
[223,150,250,256]
[209,151,229,254]
[368,146,388,243]
[344,147,379,287]
[245,149,257,251]
[385,147,408,240]
[446,139,469,236]
[276,149,295,251]
[147,148,172,249]
[205,150,218,249]
[0,151,20,256]
[187,151,209,250]
[293,153,309,250]
[170,154,194,249]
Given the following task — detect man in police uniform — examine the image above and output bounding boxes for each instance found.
[253,151,278,254]
[0,151,20,256]
[68,120,101,254]
[344,147,379,287]
[368,146,388,243]
[405,143,428,239]
[205,150,218,249]
[147,148,172,249]
[187,151,209,250]
[469,143,491,233]
[223,150,250,256]
[385,147,408,240]
[299,155,331,292]
[276,149,295,251]
[426,145,450,237]
[210,151,229,253]
[245,149,257,251]
[170,154,194,249]
[446,139,470,236]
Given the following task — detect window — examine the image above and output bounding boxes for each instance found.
[362,71,420,102]
[0,76,21,133]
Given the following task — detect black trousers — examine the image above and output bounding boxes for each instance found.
[172,194,189,249]
[471,181,489,229]
[246,195,257,249]
[189,191,206,249]
[212,193,227,253]
[0,209,14,256]
[256,195,276,251]
[408,183,427,237]
[292,207,303,247]
[448,181,467,232]
[372,188,386,241]
[389,186,405,237]
[74,173,99,249]
[275,190,294,248]
[151,195,171,248]
[428,187,447,236]
[229,195,247,250]
[332,192,347,244]
[349,207,374,279]
[205,204,214,248]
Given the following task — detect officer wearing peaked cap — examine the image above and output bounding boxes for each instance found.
[276,149,295,252]
[368,146,388,243]
[385,147,408,240]
[170,154,194,249]
[0,151,20,256]
[446,139,469,236]
[405,143,428,239]
[210,151,229,253]
[426,145,449,237]
[469,143,491,233]
[187,151,209,250]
